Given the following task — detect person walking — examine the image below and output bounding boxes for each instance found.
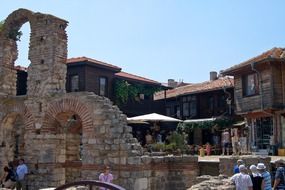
[257,163,272,190]
[16,158,28,190]
[221,129,230,155]
[249,165,264,190]
[233,159,244,174]
[230,164,253,190]
[272,159,285,190]
[99,165,114,190]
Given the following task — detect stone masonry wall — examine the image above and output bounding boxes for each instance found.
[0,9,199,190]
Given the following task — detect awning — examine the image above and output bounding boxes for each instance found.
[184,117,216,123]
[233,121,246,127]
[127,113,182,123]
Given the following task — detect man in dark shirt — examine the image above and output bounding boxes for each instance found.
[273,159,285,190]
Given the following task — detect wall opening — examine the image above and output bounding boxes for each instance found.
[15,22,30,96]
[0,113,25,162]
[53,111,83,183]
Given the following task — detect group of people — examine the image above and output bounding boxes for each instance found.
[230,159,285,190]
[0,162,114,190]
[0,158,28,190]
[221,128,248,156]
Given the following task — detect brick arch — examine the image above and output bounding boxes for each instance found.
[43,98,93,132]
[0,8,68,96]
[0,102,35,130]
[2,8,34,37]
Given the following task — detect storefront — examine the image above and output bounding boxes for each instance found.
[247,117,274,154]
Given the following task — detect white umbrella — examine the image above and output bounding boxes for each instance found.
[184,117,216,123]
[127,113,182,123]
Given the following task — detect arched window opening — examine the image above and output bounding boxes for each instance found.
[0,113,25,162]
[15,22,31,96]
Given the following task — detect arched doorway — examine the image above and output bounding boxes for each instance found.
[0,113,25,163]
[53,111,83,183]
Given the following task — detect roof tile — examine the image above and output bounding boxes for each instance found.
[67,56,121,71]
[154,77,234,100]
[222,47,285,75]
[115,71,161,85]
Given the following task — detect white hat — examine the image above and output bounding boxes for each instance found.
[249,165,257,172]
[238,164,246,171]
[257,163,266,170]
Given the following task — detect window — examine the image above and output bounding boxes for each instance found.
[243,73,259,96]
[166,107,171,116]
[182,95,197,117]
[208,96,214,111]
[70,75,79,92]
[190,101,197,117]
[218,95,226,107]
[99,77,108,96]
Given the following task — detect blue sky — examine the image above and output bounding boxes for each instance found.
[1,0,285,83]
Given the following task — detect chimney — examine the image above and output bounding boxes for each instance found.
[210,71,218,81]
[168,79,177,88]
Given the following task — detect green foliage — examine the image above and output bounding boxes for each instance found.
[178,118,234,134]
[9,28,22,41]
[0,20,4,33]
[114,79,162,105]
[114,80,129,104]
[0,20,22,41]
[151,143,165,151]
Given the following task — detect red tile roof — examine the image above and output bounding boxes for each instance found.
[67,56,121,71]
[115,71,161,85]
[221,47,285,75]
[154,77,234,100]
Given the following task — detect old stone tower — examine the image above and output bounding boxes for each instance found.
[0,9,198,190]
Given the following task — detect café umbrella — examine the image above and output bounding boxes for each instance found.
[127,113,182,123]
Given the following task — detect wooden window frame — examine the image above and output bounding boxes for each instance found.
[99,77,108,96]
[242,73,259,97]
[70,74,79,92]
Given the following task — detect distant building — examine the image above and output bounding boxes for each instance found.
[154,71,234,119]
[221,47,285,154]
[15,56,166,117]
[154,71,235,145]
[66,57,166,116]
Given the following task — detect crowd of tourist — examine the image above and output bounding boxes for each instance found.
[0,158,28,190]
[230,159,285,190]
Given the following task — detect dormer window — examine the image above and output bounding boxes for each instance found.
[243,73,259,96]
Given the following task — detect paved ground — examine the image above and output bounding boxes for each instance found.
[198,155,282,162]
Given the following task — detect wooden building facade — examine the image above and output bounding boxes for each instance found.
[221,47,285,154]
[66,57,165,117]
[154,73,235,145]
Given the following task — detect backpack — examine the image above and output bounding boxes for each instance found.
[9,169,18,182]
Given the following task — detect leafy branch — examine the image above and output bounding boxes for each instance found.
[0,20,4,33]
[114,79,162,105]
[0,20,22,41]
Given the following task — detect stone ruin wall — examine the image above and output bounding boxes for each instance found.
[0,9,199,190]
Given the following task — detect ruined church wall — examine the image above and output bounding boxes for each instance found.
[0,9,200,190]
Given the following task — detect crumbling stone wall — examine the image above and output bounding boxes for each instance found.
[0,9,199,190]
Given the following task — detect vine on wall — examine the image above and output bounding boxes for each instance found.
[177,118,234,134]
[114,79,162,105]
[0,20,22,41]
